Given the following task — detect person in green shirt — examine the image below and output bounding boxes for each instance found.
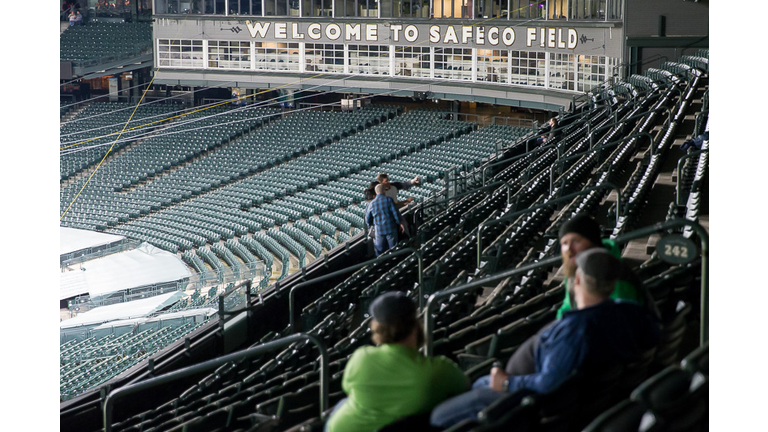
[556,213,645,319]
[325,291,470,432]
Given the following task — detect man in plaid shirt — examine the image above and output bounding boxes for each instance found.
[365,184,404,256]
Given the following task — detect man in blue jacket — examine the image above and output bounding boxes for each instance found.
[430,248,661,428]
[365,184,404,256]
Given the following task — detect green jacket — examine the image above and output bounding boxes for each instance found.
[326,344,469,432]
[556,239,644,320]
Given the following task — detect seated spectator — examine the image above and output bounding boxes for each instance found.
[430,249,661,428]
[536,117,558,145]
[680,131,708,152]
[325,292,469,432]
[555,213,653,319]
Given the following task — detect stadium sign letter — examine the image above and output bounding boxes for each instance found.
[308,23,322,39]
[487,26,499,45]
[391,24,403,42]
[246,21,270,38]
[346,23,361,41]
[366,24,378,41]
[430,25,440,43]
[404,25,419,42]
[292,22,304,39]
[275,22,287,39]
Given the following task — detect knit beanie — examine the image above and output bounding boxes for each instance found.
[558,214,602,246]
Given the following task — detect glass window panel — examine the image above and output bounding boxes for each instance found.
[477,49,508,83]
[349,45,390,75]
[434,47,472,81]
[158,39,204,68]
[395,45,430,78]
[305,43,344,73]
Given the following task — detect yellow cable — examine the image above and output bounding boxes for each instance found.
[60,74,158,220]
[61,10,523,151]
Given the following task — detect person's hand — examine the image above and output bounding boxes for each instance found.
[399,224,405,233]
[406,197,414,203]
[411,176,421,185]
[489,366,510,392]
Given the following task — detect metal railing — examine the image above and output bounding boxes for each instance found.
[476,183,622,267]
[61,239,142,268]
[676,149,709,207]
[289,247,424,331]
[491,116,537,129]
[425,218,709,356]
[102,333,329,431]
[67,261,267,316]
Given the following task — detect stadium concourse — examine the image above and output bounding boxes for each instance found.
[58,56,709,431]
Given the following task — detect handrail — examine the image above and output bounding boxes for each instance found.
[480,108,611,187]
[588,106,672,154]
[476,183,622,267]
[425,218,708,356]
[481,141,555,186]
[613,219,708,344]
[547,132,653,196]
[423,255,562,356]
[289,247,423,331]
[102,333,329,431]
[675,148,709,207]
[415,179,509,222]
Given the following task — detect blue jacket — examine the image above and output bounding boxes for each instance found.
[365,194,401,238]
[505,300,661,395]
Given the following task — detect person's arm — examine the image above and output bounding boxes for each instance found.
[495,323,586,394]
[434,356,471,397]
[365,203,374,229]
[387,197,401,225]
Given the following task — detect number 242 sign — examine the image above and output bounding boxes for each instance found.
[656,235,698,265]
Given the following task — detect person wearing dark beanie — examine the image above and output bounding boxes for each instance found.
[556,213,647,320]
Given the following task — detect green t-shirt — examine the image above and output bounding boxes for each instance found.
[556,239,644,319]
[326,344,469,432]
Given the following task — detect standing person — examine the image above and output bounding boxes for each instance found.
[75,10,83,25]
[429,249,661,428]
[365,184,403,256]
[325,292,469,432]
[69,9,77,26]
[377,173,421,209]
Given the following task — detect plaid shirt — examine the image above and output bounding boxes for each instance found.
[365,194,401,238]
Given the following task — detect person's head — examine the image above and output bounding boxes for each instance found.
[369,291,424,348]
[572,248,621,307]
[549,117,557,127]
[377,173,390,188]
[559,214,602,278]
[374,183,387,195]
[364,181,378,201]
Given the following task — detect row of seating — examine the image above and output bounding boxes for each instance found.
[60,322,204,402]
[60,22,152,63]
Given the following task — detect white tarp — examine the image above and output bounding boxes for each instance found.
[60,270,89,301]
[75,242,192,298]
[60,291,186,329]
[60,227,125,256]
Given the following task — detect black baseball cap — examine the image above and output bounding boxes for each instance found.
[369,291,417,324]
